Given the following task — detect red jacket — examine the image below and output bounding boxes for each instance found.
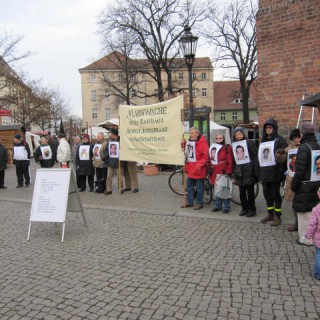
[185,135,209,179]
[209,144,234,184]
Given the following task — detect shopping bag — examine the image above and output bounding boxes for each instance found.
[214,174,233,199]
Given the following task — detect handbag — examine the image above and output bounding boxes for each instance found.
[214,174,233,199]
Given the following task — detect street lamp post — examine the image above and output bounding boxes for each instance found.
[179,25,198,128]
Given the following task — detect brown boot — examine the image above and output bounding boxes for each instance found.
[260,214,273,223]
[271,215,282,226]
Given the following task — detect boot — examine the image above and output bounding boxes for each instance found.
[260,214,273,223]
[271,215,282,226]
[261,207,274,224]
[246,209,257,217]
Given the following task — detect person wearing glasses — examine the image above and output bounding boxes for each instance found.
[259,119,288,226]
[210,134,234,213]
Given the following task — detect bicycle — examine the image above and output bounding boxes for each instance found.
[168,167,212,204]
[168,167,259,205]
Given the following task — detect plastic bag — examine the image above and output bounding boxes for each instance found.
[214,174,232,199]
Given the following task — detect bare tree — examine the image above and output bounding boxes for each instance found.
[98,0,205,102]
[202,0,258,123]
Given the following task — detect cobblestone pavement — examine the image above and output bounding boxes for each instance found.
[0,162,320,319]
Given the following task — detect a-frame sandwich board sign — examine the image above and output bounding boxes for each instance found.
[27,168,86,242]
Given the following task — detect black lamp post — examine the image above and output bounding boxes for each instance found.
[179,25,198,128]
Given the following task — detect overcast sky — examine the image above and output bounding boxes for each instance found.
[0,0,109,116]
[0,0,216,117]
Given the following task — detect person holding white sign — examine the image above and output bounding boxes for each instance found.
[182,127,209,210]
[259,119,288,226]
[93,132,108,193]
[75,134,95,192]
[292,122,320,245]
[232,127,259,217]
[34,137,56,168]
[13,134,31,188]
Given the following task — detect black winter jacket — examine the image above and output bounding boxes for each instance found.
[292,134,320,212]
[259,119,288,182]
[233,139,259,186]
[75,142,95,176]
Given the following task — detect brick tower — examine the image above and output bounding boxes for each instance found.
[256,0,320,135]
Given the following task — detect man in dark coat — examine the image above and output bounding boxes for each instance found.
[292,122,320,245]
[34,136,56,168]
[13,134,31,188]
[259,119,288,226]
[0,138,8,189]
[75,134,94,192]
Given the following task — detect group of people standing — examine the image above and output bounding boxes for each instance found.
[2,130,139,196]
[183,120,320,280]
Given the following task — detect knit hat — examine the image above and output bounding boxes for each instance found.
[300,122,315,135]
[110,128,119,136]
[14,134,21,140]
[289,128,301,140]
[233,127,244,135]
[83,133,90,139]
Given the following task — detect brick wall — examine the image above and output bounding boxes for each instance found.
[256,0,320,136]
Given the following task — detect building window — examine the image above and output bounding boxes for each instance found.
[192,88,195,98]
[105,108,111,120]
[154,89,158,97]
[220,112,226,121]
[91,90,97,100]
[192,73,196,80]
[130,74,136,82]
[90,75,96,83]
[201,88,207,97]
[201,73,206,80]
[92,108,98,119]
[232,112,238,120]
[178,73,183,80]
[131,89,137,97]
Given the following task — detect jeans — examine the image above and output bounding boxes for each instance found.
[214,197,230,211]
[314,246,320,280]
[187,178,204,205]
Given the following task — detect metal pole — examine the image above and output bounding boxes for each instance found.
[188,64,193,128]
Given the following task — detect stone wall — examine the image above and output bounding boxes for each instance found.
[256,0,320,135]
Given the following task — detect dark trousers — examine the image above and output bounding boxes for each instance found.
[15,162,30,186]
[239,184,256,212]
[79,175,94,189]
[95,167,107,183]
[0,170,5,187]
[262,181,282,214]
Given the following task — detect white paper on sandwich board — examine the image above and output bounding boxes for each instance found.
[29,169,82,223]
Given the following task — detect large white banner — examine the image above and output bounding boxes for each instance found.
[119,95,184,165]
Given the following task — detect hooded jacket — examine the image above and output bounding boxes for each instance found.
[185,134,209,179]
[291,133,320,212]
[259,119,288,182]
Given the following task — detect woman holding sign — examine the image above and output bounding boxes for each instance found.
[232,127,259,217]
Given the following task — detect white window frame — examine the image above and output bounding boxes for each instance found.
[201,72,206,80]
[91,90,97,101]
[178,72,184,80]
[201,88,207,97]
[220,112,226,121]
[232,112,238,120]
[105,108,111,120]
[92,108,98,119]
[90,75,96,83]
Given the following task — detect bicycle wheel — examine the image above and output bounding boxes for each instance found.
[168,169,186,196]
[231,182,259,205]
[203,178,213,204]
